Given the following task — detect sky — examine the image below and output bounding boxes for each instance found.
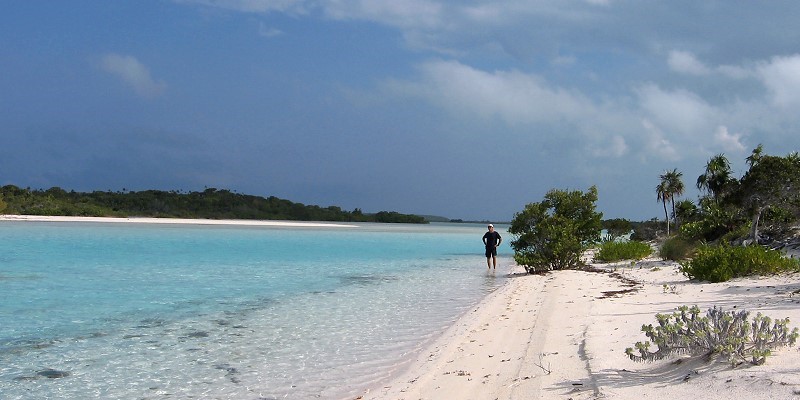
[3,1,800,222]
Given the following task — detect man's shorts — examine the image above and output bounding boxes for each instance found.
[485,246,497,257]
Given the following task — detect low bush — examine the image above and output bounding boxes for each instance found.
[595,240,652,262]
[659,237,694,261]
[626,305,799,366]
[680,244,800,283]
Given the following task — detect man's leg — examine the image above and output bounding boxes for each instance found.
[492,255,497,269]
[487,257,492,269]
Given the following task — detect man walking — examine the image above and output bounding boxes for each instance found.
[482,224,502,270]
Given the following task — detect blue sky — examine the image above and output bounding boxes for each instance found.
[3,1,800,222]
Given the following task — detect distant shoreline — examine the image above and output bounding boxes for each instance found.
[0,215,358,228]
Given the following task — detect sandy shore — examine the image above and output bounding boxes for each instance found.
[0,214,357,228]
[362,255,800,399]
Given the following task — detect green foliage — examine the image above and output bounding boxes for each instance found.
[658,237,694,261]
[696,154,737,203]
[674,199,699,223]
[630,218,664,241]
[595,240,651,262]
[626,305,799,366]
[657,168,685,236]
[718,222,752,244]
[734,153,800,241]
[372,211,427,224]
[0,185,427,224]
[675,148,800,246]
[678,199,740,243]
[680,244,800,283]
[677,221,705,241]
[601,218,632,240]
[509,186,602,271]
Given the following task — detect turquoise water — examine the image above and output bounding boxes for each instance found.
[0,221,510,399]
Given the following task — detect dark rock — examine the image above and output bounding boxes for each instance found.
[37,369,71,379]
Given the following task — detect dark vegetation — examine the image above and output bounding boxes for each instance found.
[594,145,800,282]
[657,146,800,281]
[0,185,427,224]
[508,145,800,281]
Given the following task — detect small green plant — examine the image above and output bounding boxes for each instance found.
[626,305,799,366]
[659,236,694,261]
[680,244,800,282]
[595,241,652,262]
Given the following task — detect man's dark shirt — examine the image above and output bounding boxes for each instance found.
[483,231,501,248]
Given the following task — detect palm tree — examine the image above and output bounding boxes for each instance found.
[663,168,685,227]
[696,154,734,203]
[746,144,764,168]
[656,180,670,236]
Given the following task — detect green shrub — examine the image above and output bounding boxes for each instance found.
[680,244,800,283]
[626,305,799,366]
[718,222,751,244]
[595,240,652,262]
[659,237,694,261]
[678,221,706,241]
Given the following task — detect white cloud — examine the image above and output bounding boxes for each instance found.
[716,65,751,79]
[668,50,754,79]
[592,135,628,158]
[100,54,166,98]
[259,22,284,37]
[636,84,717,136]
[757,54,800,108]
[713,125,746,152]
[395,60,594,126]
[642,119,679,161]
[173,0,308,13]
[668,50,710,75]
[551,55,576,66]
[324,0,443,29]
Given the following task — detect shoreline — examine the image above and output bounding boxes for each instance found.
[0,214,358,228]
[360,258,800,399]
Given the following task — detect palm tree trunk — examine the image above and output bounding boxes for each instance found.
[670,195,677,230]
[662,199,670,236]
[749,205,763,244]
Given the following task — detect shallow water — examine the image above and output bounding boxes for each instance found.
[0,221,510,399]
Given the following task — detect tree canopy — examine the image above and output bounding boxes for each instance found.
[509,186,602,272]
[663,145,800,246]
[734,152,800,242]
[0,186,428,224]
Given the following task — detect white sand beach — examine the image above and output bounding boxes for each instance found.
[0,214,357,228]
[362,255,800,399]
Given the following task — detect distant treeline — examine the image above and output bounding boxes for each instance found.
[0,185,428,224]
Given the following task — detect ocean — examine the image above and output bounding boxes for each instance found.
[0,220,510,399]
